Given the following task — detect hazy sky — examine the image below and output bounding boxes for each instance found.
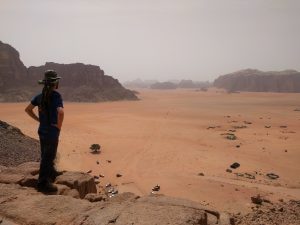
[0,0,299,82]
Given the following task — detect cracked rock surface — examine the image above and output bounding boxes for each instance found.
[0,163,229,225]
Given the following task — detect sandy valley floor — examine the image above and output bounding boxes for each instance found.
[1,89,300,213]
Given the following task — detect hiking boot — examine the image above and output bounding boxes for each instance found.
[53,170,64,177]
[50,170,64,182]
[37,182,58,193]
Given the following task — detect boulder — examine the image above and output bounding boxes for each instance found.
[55,171,97,198]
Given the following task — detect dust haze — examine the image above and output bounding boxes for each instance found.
[0,0,300,82]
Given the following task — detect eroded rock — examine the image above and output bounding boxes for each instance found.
[55,171,97,198]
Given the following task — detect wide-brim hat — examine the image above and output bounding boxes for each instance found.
[38,70,61,85]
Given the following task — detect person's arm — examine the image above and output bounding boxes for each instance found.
[25,103,39,122]
[56,107,64,130]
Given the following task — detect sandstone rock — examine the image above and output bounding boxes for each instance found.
[0,41,138,102]
[84,193,106,202]
[0,162,40,186]
[16,162,40,175]
[0,172,25,184]
[56,184,80,199]
[28,62,138,102]
[0,183,229,225]
[0,218,19,225]
[0,41,27,91]
[214,69,300,93]
[76,193,212,225]
[55,171,97,198]
[0,183,92,224]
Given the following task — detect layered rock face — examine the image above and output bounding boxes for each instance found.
[28,62,138,102]
[214,69,300,93]
[0,41,27,91]
[0,41,138,102]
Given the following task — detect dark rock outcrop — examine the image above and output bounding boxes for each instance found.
[0,41,138,102]
[214,69,300,93]
[0,120,39,167]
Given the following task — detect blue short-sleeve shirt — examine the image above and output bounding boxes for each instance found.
[31,90,63,139]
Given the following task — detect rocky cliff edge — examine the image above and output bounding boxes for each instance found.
[0,162,232,225]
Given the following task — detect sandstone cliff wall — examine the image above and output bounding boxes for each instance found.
[214,69,300,93]
[0,41,138,102]
[0,41,27,91]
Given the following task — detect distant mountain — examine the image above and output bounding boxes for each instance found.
[0,41,138,102]
[150,82,177,89]
[124,79,211,90]
[123,79,158,88]
[213,69,300,93]
[177,80,211,89]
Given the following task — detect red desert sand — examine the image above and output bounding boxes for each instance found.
[1,89,299,213]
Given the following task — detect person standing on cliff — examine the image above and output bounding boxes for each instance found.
[25,70,64,192]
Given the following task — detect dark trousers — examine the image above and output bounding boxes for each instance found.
[38,137,58,185]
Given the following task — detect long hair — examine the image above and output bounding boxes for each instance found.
[41,82,56,125]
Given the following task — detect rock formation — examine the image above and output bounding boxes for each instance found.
[213,69,300,93]
[0,41,27,91]
[178,80,210,89]
[150,82,177,89]
[124,79,211,89]
[27,62,138,102]
[0,120,39,167]
[0,162,232,225]
[123,79,158,89]
[0,41,138,102]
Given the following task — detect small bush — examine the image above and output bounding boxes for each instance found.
[90,144,101,153]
